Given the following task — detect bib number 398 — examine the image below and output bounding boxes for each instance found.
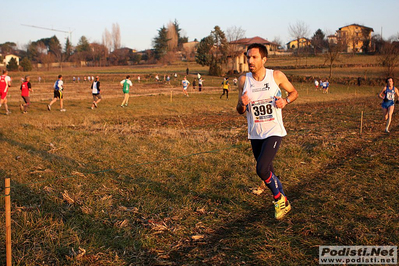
[252,104,272,116]
[251,100,275,123]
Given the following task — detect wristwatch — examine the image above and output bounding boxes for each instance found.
[286,97,290,104]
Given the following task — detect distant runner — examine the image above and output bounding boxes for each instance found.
[198,77,204,92]
[322,79,329,94]
[0,69,12,115]
[91,76,102,109]
[182,76,190,97]
[120,75,132,107]
[20,76,32,114]
[379,77,399,133]
[314,79,319,90]
[48,75,66,111]
[220,77,230,99]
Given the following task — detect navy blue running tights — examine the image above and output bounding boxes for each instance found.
[250,136,282,180]
[251,136,285,197]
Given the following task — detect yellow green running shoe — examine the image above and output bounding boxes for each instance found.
[274,194,291,220]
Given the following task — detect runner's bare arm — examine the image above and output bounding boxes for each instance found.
[378,87,386,99]
[274,70,298,109]
[236,75,249,114]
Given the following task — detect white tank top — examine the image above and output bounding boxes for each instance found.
[243,69,287,139]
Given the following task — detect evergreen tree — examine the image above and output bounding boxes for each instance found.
[49,36,62,62]
[195,26,229,75]
[195,36,214,66]
[27,41,38,61]
[76,36,90,52]
[64,38,73,61]
[153,26,170,60]
[75,36,92,62]
[311,29,327,54]
[0,42,17,54]
[7,57,19,71]
[173,19,188,49]
[20,57,33,71]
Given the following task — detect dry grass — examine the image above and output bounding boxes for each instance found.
[0,64,398,265]
[268,54,381,67]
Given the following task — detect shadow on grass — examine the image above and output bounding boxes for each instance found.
[167,103,398,265]
[0,134,165,264]
[1,99,397,265]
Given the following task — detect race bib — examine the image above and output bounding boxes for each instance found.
[251,99,275,123]
[386,92,394,101]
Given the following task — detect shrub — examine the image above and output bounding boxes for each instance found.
[20,57,33,72]
[6,57,18,71]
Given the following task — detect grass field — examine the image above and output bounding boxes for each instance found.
[0,63,398,265]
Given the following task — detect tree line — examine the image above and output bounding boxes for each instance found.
[1,20,398,77]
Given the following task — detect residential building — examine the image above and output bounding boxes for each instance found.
[0,54,20,67]
[334,24,374,53]
[286,38,312,50]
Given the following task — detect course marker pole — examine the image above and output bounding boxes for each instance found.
[360,111,364,135]
[170,91,173,102]
[5,177,11,266]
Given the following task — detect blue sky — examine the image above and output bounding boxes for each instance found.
[1,0,398,51]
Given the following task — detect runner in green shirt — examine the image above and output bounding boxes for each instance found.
[120,75,132,107]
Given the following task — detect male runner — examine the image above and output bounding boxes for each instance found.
[182,76,190,97]
[0,69,12,115]
[48,75,65,111]
[220,77,230,99]
[20,76,32,113]
[91,76,102,109]
[236,43,298,220]
[120,75,132,107]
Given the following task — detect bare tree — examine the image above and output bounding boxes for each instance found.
[272,36,283,48]
[226,26,246,42]
[166,21,178,51]
[182,44,196,61]
[324,42,342,79]
[378,41,399,77]
[112,23,121,51]
[288,20,310,55]
[91,42,108,67]
[226,26,245,65]
[102,28,112,52]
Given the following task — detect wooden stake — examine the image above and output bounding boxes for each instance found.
[170,91,173,102]
[5,177,11,266]
[360,111,364,135]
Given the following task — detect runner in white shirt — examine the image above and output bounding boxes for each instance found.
[237,43,298,220]
[91,76,102,109]
[182,76,190,97]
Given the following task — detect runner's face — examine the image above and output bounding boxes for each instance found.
[387,78,393,87]
[246,48,266,73]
